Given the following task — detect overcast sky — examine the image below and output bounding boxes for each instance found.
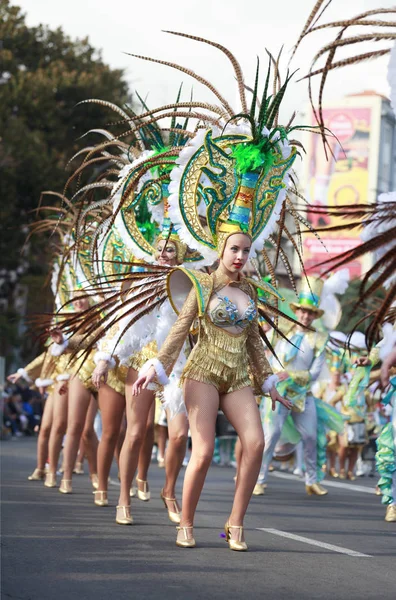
[16,0,394,119]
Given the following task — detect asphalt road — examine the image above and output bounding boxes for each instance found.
[1,438,395,600]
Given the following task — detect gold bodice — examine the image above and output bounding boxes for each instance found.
[156,266,272,393]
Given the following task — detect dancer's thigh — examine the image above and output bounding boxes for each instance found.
[220,387,263,446]
[41,393,54,431]
[52,384,68,427]
[145,399,155,428]
[98,384,125,433]
[168,411,188,439]
[67,376,91,427]
[183,380,219,448]
[125,368,154,435]
[83,395,98,431]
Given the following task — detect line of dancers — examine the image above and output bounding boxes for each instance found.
[7,4,396,552]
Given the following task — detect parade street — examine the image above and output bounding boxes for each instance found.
[1,438,395,600]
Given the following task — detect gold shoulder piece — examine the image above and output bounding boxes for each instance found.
[167,268,213,317]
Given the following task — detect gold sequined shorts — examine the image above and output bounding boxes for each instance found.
[180,317,251,395]
[327,430,339,453]
[71,352,97,392]
[107,364,128,396]
[42,353,72,394]
[128,341,158,372]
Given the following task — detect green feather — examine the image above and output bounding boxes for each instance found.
[231,142,276,175]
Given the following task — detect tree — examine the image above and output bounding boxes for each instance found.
[0,0,131,365]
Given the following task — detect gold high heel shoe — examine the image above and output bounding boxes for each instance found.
[44,473,57,488]
[59,479,72,494]
[74,461,84,475]
[306,483,328,496]
[347,471,356,481]
[253,483,266,496]
[116,505,133,525]
[130,484,137,498]
[224,522,248,552]
[385,505,396,523]
[339,469,346,480]
[93,490,108,506]
[160,489,181,524]
[28,468,45,481]
[136,477,150,501]
[90,474,99,490]
[329,468,339,479]
[176,526,196,548]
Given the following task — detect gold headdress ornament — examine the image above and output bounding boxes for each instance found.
[168,127,297,263]
[124,32,315,272]
[114,174,199,266]
[62,91,204,268]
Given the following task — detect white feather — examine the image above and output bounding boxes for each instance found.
[350,331,367,350]
[162,376,187,419]
[379,323,396,361]
[322,269,350,297]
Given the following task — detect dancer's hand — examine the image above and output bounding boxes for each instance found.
[269,386,292,411]
[92,360,109,389]
[132,367,156,396]
[58,382,68,395]
[50,328,64,345]
[7,372,21,384]
[355,357,371,367]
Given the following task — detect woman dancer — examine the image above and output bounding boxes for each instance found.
[7,350,58,481]
[92,230,192,523]
[48,245,128,501]
[46,291,99,493]
[71,107,201,521]
[135,231,291,549]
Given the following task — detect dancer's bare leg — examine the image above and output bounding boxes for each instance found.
[179,381,219,533]
[62,377,92,482]
[234,437,242,480]
[162,411,188,509]
[118,368,154,507]
[81,395,98,477]
[36,393,54,471]
[328,449,337,472]
[338,437,348,475]
[75,438,85,471]
[48,383,68,478]
[221,387,264,539]
[115,415,126,470]
[347,447,359,477]
[97,384,125,492]
[156,424,168,463]
[137,401,155,493]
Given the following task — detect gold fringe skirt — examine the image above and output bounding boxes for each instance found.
[181,317,251,395]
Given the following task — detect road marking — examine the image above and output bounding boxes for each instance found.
[257,528,372,557]
[109,477,120,487]
[270,471,377,494]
